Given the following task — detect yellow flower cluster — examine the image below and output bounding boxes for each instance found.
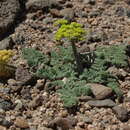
[0,50,14,64]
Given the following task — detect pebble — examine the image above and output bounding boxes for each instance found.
[0,37,14,50]
[15,117,29,128]
[112,106,129,122]
[60,8,75,21]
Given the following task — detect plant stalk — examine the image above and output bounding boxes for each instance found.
[70,41,83,75]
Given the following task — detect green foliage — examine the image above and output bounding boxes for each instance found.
[54,20,86,42]
[36,46,76,79]
[80,45,128,98]
[22,44,129,107]
[22,48,49,67]
[95,45,128,68]
[57,78,92,108]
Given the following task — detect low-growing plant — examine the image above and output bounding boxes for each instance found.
[22,44,129,107]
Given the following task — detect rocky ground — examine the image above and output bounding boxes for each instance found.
[0,0,130,130]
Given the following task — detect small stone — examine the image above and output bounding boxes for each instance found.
[14,100,23,110]
[48,117,77,130]
[87,83,112,99]
[7,79,17,86]
[87,99,116,107]
[0,37,14,50]
[60,8,75,21]
[15,117,29,128]
[35,79,46,90]
[59,110,68,117]
[83,0,96,5]
[0,99,12,111]
[50,9,61,17]
[112,106,128,122]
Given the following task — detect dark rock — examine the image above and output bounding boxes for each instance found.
[87,99,116,107]
[48,117,77,130]
[0,98,12,111]
[103,0,115,5]
[0,37,14,50]
[15,66,35,86]
[0,116,13,128]
[112,106,129,122]
[0,0,21,40]
[87,83,113,100]
[115,7,126,17]
[26,0,59,12]
[21,88,31,99]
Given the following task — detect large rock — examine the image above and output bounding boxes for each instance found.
[0,0,21,40]
[26,0,59,12]
[87,99,116,107]
[87,83,113,99]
